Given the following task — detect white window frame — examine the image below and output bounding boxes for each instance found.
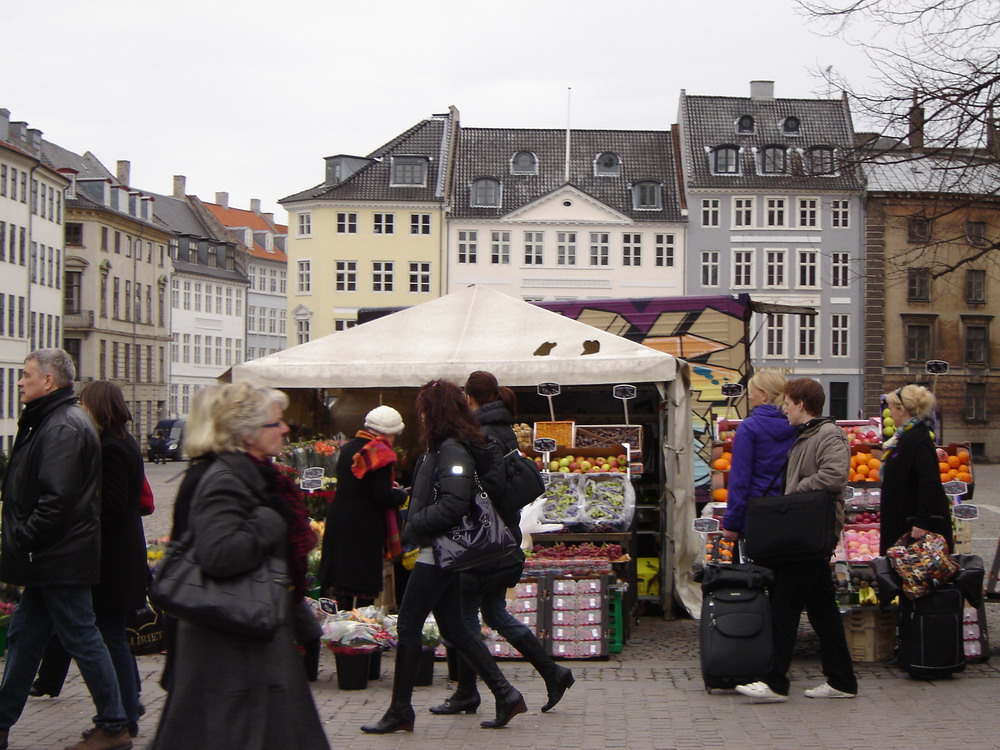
[390,156,428,187]
[701,251,720,287]
[409,262,431,293]
[797,314,817,358]
[765,197,786,227]
[372,260,394,292]
[732,249,754,288]
[654,234,675,267]
[798,198,819,228]
[797,249,819,288]
[411,214,432,235]
[491,231,510,265]
[831,314,849,357]
[733,197,754,228]
[336,260,357,292]
[470,178,501,208]
[523,231,543,265]
[588,232,610,266]
[556,232,575,266]
[297,212,312,237]
[764,248,787,288]
[765,313,786,358]
[831,200,850,228]
[622,233,642,267]
[831,252,850,288]
[336,212,357,234]
[458,231,478,264]
[296,260,311,294]
[373,213,395,234]
[701,198,720,227]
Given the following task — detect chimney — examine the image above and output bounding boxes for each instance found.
[250,198,262,214]
[0,109,9,142]
[909,92,925,150]
[750,80,774,101]
[215,191,229,208]
[173,175,186,198]
[263,212,275,225]
[117,160,131,186]
[10,121,27,144]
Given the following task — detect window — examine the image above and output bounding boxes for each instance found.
[809,147,835,174]
[491,231,510,264]
[372,261,394,292]
[65,271,82,314]
[458,231,478,263]
[831,253,850,287]
[766,198,786,226]
[966,383,986,421]
[511,151,538,175]
[554,232,574,266]
[655,234,675,267]
[411,214,431,235]
[701,198,720,227]
[765,249,787,287]
[632,181,662,210]
[908,217,931,242]
[589,233,609,266]
[374,213,394,234]
[297,260,311,293]
[905,323,931,362]
[391,157,427,186]
[966,325,988,365]
[712,146,739,174]
[193,335,201,365]
[733,249,753,287]
[760,146,786,174]
[966,269,986,303]
[296,319,310,345]
[297,212,311,236]
[335,260,357,291]
[737,114,755,133]
[831,200,850,228]
[783,116,801,135]
[798,249,818,287]
[829,382,849,420]
[798,198,818,227]
[65,223,83,246]
[471,178,501,207]
[765,314,786,357]
[247,305,257,333]
[336,212,357,233]
[113,278,120,319]
[967,222,987,246]
[733,197,754,227]
[595,152,620,176]
[409,262,431,293]
[193,282,201,312]
[701,251,720,287]
[831,314,849,357]
[622,234,642,266]
[908,268,930,301]
[333,319,356,332]
[798,314,817,357]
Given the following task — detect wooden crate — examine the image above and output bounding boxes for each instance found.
[953,519,974,555]
[842,607,896,662]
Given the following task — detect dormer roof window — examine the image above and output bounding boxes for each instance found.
[390,156,428,187]
[510,151,538,175]
[808,146,836,175]
[782,116,801,136]
[737,115,755,134]
[632,181,662,210]
[470,178,501,207]
[711,145,740,175]
[760,146,787,174]
[595,152,621,176]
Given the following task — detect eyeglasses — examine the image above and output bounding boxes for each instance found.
[261,421,283,429]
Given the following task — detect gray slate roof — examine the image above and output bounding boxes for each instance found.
[681,94,863,191]
[145,190,219,238]
[38,140,115,181]
[280,117,448,204]
[451,128,683,221]
[863,153,1000,197]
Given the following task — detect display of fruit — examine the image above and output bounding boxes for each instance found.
[529,542,625,561]
[882,415,895,438]
[703,535,734,563]
[539,478,584,524]
[938,448,973,484]
[839,527,880,562]
[845,509,881,524]
[513,423,533,451]
[539,453,629,474]
[849,452,882,483]
[582,475,627,525]
[843,424,881,445]
[710,452,733,471]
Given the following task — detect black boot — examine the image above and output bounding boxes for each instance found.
[429,651,481,714]
[361,642,421,734]
[457,640,526,729]
[302,638,321,682]
[510,632,575,712]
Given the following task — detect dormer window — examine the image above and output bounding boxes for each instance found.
[808,147,836,175]
[510,151,538,175]
[782,116,801,135]
[760,146,787,174]
[632,181,662,210]
[391,156,428,187]
[711,146,740,174]
[737,115,755,134]
[595,152,620,176]
[470,178,501,207]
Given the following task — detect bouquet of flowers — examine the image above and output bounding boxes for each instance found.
[0,600,15,627]
[320,605,393,654]
[280,437,343,477]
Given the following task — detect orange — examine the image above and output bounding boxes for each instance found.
[940,473,951,483]
[939,462,951,474]
[711,458,729,471]
[867,476,879,482]
[711,488,728,502]
[850,456,860,469]
[721,452,733,463]
[947,455,961,469]
[957,450,970,463]
[958,464,970,474]
[868,458,881,470]
[852,473,866,482]
[957,472,973,483]
[856,465,870,477]
[948,468,959,479]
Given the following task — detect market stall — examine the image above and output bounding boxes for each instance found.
[231,286,700,620]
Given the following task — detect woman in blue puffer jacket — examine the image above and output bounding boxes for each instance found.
[721,370,797,541]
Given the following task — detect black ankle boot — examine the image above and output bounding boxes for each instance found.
[510,632,575,712]
[480,685,526,729]
[429,690,481,714]
[540,666,574,712]
[454,640,526,729]
[361,705,415,734]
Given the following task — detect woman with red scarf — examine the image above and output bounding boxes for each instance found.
[319,405,407,611]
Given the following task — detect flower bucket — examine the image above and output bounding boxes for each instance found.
[415,647,435,686]
[368,649,383,680]
[332,647,376,690]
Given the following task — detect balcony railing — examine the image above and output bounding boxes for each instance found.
[63,310,95,329]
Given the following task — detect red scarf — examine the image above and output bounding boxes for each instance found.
[351,430,403,560]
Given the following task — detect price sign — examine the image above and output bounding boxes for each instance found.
[537,382,561,397]
[300,478,323,491]
[302,467,325,479]
[693,517,721,533]
[533,437,557,454]
[721,383,745,398]
[942,480,968,496]
[613,384,637,424]
[925,360,949,375]
[953,504,979,520]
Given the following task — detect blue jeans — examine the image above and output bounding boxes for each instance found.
[0,585,126,731]
[460,574,530,643]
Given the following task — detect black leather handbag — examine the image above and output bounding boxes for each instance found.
[431,478,518,572]
[744,490,836,562]
[149,534,291,639]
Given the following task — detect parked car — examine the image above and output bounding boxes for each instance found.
[147,418,186,463]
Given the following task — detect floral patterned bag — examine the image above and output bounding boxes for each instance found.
[887,532,958,599]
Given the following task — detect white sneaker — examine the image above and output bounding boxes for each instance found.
[735,681,788,703]
[804,682,856,699]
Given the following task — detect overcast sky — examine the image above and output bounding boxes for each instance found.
[6,0,883,222]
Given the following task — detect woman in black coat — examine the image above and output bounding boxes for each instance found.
[879,384,953,555]
[319,405,407,610]
[29,381,150,736]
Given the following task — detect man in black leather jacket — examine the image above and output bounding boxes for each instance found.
[0,349,131,750]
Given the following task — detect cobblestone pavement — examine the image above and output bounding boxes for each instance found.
[6,460,1000,749]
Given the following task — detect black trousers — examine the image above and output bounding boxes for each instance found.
[763,557,857,696]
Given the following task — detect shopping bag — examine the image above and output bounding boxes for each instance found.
[887,532,958,599]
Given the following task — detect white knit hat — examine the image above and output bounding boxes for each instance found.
[364,405,405,435]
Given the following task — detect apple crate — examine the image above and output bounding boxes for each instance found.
[841,606,896,662]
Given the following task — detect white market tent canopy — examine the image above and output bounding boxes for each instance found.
[232,285,700,614]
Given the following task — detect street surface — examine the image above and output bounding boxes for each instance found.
[5,459,1000,749]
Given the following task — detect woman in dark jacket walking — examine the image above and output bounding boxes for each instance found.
[319,405,407,611]
[430,371,572,717]
[362,380,525,735]
[879,384,953,554]
[150,382,329,750]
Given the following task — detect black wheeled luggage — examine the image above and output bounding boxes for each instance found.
[698,559,773,691]
[899,582,966,679]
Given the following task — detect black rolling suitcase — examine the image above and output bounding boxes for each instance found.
[697,550,774,692]
[899,582,966,679]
